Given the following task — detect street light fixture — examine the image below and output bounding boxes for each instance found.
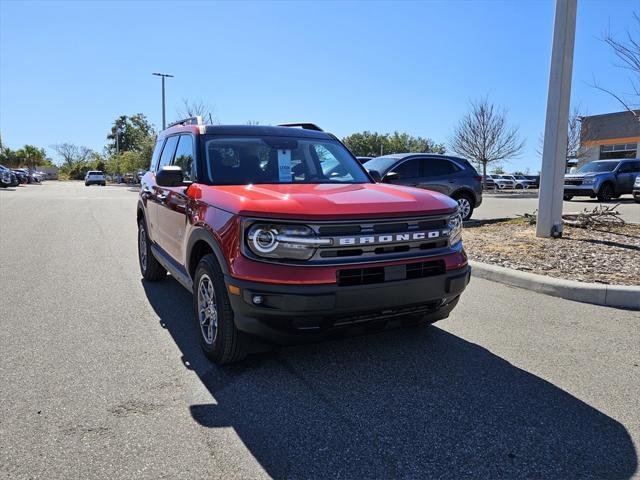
[152,72,174,130]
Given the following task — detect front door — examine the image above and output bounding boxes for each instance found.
[616,161,640,194]
[155,134,196,264]
[416,158,460,195]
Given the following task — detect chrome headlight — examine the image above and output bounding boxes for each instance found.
[448,212,463,246]
[582,177,595,185]
[245,222,330,261]
[634,176,640,186]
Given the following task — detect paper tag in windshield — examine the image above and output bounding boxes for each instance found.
[277,149,292,182]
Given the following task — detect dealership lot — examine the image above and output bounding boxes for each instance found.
[477,193,640,223]
[1,181,639,479]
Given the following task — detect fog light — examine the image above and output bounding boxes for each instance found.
[252,295,263,305]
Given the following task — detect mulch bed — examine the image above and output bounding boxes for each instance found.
[463,218,640,286]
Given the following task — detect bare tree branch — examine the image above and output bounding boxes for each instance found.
[595,13,640,117]
[176,99,216,124]
[449,98,525,182]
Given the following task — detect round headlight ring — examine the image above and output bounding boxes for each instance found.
[251,227,279,253]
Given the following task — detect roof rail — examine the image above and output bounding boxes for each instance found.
[277,123,324,132]
[167,116,203,129]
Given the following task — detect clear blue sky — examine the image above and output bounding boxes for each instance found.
[0,0,636,172]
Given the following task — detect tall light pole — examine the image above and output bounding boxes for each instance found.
[536,0,577,238]
[152,72,174,130]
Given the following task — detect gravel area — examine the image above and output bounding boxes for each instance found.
[463,218,640,286]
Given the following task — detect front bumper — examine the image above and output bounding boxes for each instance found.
[226,265,471,344]
[564,184,597,196]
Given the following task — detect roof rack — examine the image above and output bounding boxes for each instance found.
[167,116,203,129]
[277,123,324,132]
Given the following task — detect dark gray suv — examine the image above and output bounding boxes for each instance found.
[364,154,483,220]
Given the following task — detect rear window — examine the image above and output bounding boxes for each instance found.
[88,171,103,175]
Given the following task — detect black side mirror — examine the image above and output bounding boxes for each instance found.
[384,171,400,182]
[156,165,186,187]
[368,169,382,183]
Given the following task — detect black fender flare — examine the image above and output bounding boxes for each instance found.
[186,227,230,277]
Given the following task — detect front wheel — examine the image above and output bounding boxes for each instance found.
[597,183,614,202]
[193,254,245,365]
[138,219,166,281]
[453,193,474,221]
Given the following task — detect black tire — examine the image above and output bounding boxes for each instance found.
[193,254,245,365]
[138,219,166,281]
[634,197,640,204]
[597,183,614,202]
[453,192,474,221]
[563,194,573,201]
[515,184,523,190]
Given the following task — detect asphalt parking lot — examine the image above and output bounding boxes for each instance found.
[476,192,640,224]
[1,181,639,479]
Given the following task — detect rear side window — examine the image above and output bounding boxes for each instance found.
[173,135,195,181]
[620,161,640,173]
[421,159,459,176]
[157,136,179,172]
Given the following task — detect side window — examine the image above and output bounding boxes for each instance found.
[624,161,640,172]
[422,159,459,176]
[150,139,164,172]
[157,136,179,172]
[173,135,195,181]
[392,159,419,179]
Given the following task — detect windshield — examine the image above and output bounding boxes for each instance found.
[203,136,370,185]
[363,156,401,174]
[576,161,619,173]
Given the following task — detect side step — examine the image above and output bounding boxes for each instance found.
[150,244,193,293]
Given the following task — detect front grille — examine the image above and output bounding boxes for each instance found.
[406,260,446,279]
[337,266,385,286]
[308,214,452,264]
[337,260,445,286]
[564,179,582,186]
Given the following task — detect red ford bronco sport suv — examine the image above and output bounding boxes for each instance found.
[137,117,470,364]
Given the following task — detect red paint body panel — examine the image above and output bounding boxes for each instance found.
[191,182,457,220]
[173,186,464,284]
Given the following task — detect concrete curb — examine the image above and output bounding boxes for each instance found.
[469,260,640,310]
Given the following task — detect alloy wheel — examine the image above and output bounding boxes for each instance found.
[139,225,147,272]
[456,197,471,220]
[197,274,218,345]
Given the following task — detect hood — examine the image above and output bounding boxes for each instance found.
[564,172,598,179]
[188,183,458,220]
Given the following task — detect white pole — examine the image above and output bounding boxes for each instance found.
[536,0,577,238]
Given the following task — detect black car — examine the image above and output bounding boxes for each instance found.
[0,165,19,187]
[364,154,483,220]
[11,169,28,184]
[356,156,373,164]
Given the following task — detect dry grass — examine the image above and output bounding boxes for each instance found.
[463,218,640,286]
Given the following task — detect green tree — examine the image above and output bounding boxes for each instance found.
[491,165,506,174]
[342,131,390,157]
[15,145,47,169]
[107,114,155,154]
[386,131,445,154]
[342,131,444,157]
